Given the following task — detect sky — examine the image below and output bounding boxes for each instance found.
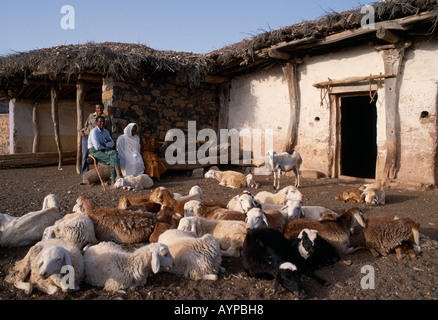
[0,0,374,56]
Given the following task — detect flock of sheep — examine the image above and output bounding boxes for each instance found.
[0,161,423,298]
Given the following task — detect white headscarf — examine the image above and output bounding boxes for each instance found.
[117,123,145,177]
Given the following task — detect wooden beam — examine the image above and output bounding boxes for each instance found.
[217,83,230,145]
[76,81,86,174]
[313,73,394,88]
[268,48,292,60]
[282,63,301,152]
[376,27,401,44]
[50,85,63,170]
[204,75,229,84]
[31,102,39,153]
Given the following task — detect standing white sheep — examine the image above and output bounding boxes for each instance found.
[5,238,84,295]
[265,150,302,189]
[84,241,173,292]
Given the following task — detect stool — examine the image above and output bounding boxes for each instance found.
[88,154,106,191]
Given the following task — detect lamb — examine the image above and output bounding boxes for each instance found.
[158,229,224,281]
[265,150,302,189]
[148,205,182,243]
[178,216,247,257]
[335,188,364,203]
[113,174,154,191]
[149,187,225,215]
[204,169,257,189]
[226,190,260,213]
[364,215,420,260]
[0,194,63,247]
[361,183,386,205]
[174,185,204,201]
[241,227,306,298]
[245,208,287,232]
[283,207,366,255]
[254,185,303,205]
[73,195,159,244]
[84,241,173,292]
[184,200,246,221]
[286,200,339,221]
[5,238,84,295]
[42,212,98,249]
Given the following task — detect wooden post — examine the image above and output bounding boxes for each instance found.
[31,102,39,153]
[217,82,230,141]
[51,85,63,170]
[380,47,405,181]
[282,62,301,153]
[76,80,86,174]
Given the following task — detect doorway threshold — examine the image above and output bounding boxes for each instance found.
[338,175,375,184]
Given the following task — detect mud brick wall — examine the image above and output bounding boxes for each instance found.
[0,114,9,154]
[102,76,220,142]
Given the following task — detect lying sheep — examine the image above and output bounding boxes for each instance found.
[5,238,84,295]
[254,185,303,205]
[364,215,420,260]
[242,227,306,298]
[148,205,182,243]
[84,241,173,292]
[0,194,63,247]
[178,216,247,257]
[204,169,256,189]
[113,174,154,191]
[284,207,366,255]
[226,190,260,213]
[245,208,287,232]
[361,183,385,205]
[286,200,339,221]
[335,188,364,203]
[158,229,224,281]
[42,212,98,249]
[149,187,225,215]
[73,195,159,244]
[174,185,204,201]
[184,200,246,221]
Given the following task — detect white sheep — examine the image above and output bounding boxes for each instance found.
[158,229,224,281]
[205,169,256,189]
[361,183,386,205]
[5,238,84,295]
[0,194,63,247]
[254,185,303,205]
[246,174,260,189]
[245,208,287,232]
[178,216,247,257]
[113,174,153,191]
[173,185,204,201]
[265,150,302,189]
[226,190,259,213]
[42,212,98,249]
[84,241,173,292]
[286,200,339,221]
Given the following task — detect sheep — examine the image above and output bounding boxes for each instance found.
[361,183,386,205]
[42,212,98,249]
[226,190,260,213]
[283,207,366,255]
[84,241,173,292]
[364,215,420,260]
[245,208,287,232]
[254,185,303,205]
[149,187,225,215]
[184,200,246,221]
[265,150,302,189]
[178,216,247,257]
[148,205,182,243]
[117,194,162,213]
[113,174,154,191]
[158,229,224,281]
[335,188,365,203]
[0,194,63,247]
[5,238,84,295]
[204,169,257,189]
[73,195,159,244]
[246,174,260,189]
[241,227,306,299]
[173,185,204,201]
[286,200,339,221]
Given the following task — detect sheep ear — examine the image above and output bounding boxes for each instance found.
[151,251,160,274]
[262,215,269,226]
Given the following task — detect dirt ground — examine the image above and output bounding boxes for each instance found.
[1,164,438,301]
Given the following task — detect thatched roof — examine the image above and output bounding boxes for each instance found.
[0,0,437,98]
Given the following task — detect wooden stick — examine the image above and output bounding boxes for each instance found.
[51,85,63,170]
[76,81,86,174]
[31,102,39,153]
[313,73,394,88]
[89,155,106,191]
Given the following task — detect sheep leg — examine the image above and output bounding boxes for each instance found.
[15,280,33,295]
[369,248,381,258]
[293,166,300,187]
[395,246,404,260]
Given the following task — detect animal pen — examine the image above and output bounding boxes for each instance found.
[0,0,438,189]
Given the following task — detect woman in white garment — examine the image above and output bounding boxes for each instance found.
[116,123,145,177]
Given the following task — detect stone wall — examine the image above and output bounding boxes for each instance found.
[103,75,220,142]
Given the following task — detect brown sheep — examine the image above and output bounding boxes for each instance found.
[335,188,364,203]
[149,187,226,215]
[73,196,159,244]
[364,215,420,260]
[117,194,162,213]
[283,207,366,255]
[183,200,246,221]
[149,205,182,243]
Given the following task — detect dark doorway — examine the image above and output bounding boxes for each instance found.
[340,95,377,179]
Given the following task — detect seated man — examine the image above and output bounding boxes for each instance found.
[88,115,123,185]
